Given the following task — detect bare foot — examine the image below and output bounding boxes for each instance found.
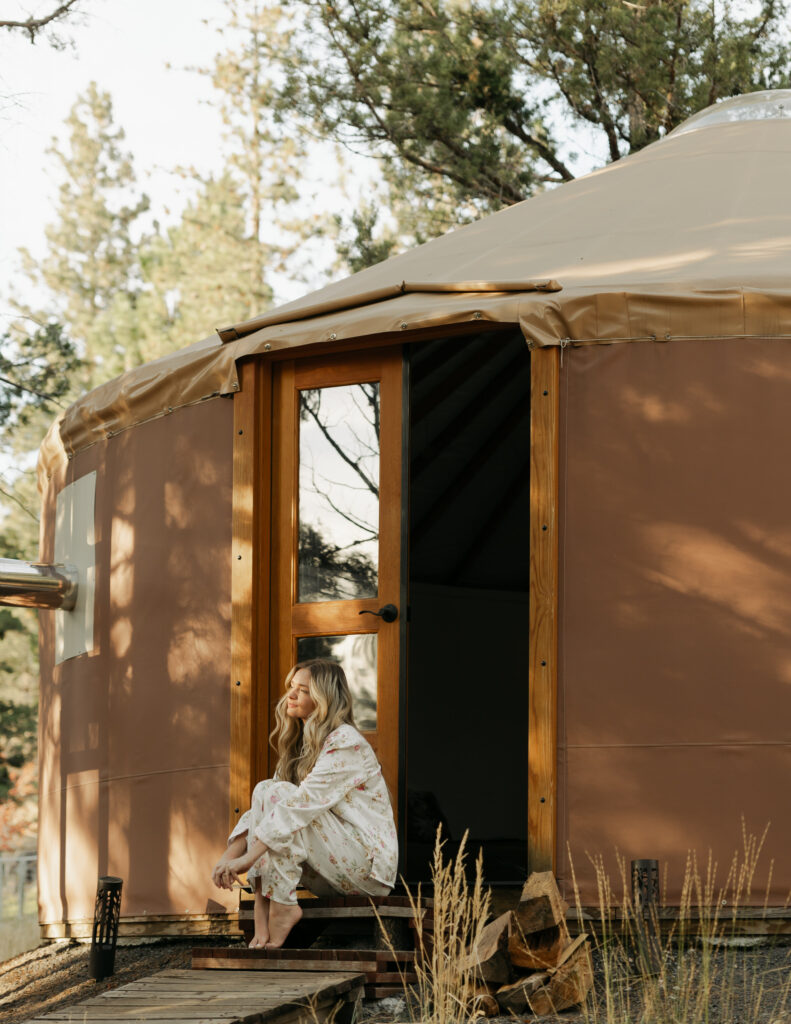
[265,901,303,948]
[249,890,270,948]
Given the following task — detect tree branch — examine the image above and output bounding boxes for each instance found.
[303,398,380,496]
[0,374,65,405]
[0,484,39,523]
[501,116,575,182]
[0,1,81,43]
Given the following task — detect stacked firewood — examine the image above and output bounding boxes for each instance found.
[464,871,593,1017]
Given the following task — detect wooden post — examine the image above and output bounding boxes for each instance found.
[229,358,272,835]
[528,346,560,874]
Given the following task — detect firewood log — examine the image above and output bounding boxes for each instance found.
[508,920,571,970]
[471,987,500,1018]
[514,870,569,934]
[495,973,550,1014]
[524,939,593,1015]
[461,910,513,984]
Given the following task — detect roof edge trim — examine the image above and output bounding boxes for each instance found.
[217,279,562,342]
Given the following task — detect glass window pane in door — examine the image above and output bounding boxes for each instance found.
[296,633,377,731]
[298,384,380,603]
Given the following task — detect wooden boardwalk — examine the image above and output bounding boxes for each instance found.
[25,968,365,1024]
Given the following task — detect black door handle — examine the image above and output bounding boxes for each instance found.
[358,604,398,623]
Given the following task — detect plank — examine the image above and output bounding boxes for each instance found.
[194,957,381,974]
[28,969,365,1024]
[291,895,432,908]
[300,906,422,919]
[528,345,560,875]
[368,987,413,998]
[239,905,422,921]
[193,948,414,963]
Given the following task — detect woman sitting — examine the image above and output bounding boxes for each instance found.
[212,658,398,948]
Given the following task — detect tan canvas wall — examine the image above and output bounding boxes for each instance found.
[38,399,236,925]
[558,338,791,904]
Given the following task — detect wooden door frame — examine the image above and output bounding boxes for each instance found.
[229,358,272,834]
[229,335,561,873]
[528,346,560,874]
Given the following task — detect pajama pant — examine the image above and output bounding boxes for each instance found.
[230,779,390,906]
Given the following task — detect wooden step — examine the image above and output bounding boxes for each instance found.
[239,894,432,917]
[237,894,433,951]
[192,947,417,999]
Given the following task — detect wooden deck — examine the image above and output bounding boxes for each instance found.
[25,968,365,1024]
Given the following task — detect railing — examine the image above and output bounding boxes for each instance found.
[0,853,37,919]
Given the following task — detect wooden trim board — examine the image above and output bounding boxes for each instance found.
[40,913,242,941]
[230,359,273,833]
[527,346,560,875]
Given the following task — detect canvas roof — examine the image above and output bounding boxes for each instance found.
[45,103,791,465]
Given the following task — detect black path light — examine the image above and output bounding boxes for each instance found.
[89,876,123,981]
[631,859,661,975]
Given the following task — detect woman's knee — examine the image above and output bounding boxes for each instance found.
[252,779,298,806]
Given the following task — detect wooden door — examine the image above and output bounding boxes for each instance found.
[269,348,403,806]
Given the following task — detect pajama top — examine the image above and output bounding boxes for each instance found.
[231,723,398,888]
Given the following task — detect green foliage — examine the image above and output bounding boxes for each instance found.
[15,82,151,389]
[185,1,329,294]
[334,204,398,273]
[0,700,37,802]
[138,171,274,351]
[278,0,791,225]
[0,611,25,644]
[298,523,377,601]
[0,322,80,431]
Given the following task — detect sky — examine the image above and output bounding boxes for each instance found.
[0,0,353,332]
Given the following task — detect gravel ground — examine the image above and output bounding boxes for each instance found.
[0,935,245,1023]
[1,935,789,1024]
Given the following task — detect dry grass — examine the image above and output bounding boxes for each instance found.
[375,829,491,1024]
[571,822,791,1024]
[374,822,790,1024]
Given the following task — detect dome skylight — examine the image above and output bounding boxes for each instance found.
[667,89,791,138]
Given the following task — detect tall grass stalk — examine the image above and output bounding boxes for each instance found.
[377,829,491,1024]
[570,823,791,1024]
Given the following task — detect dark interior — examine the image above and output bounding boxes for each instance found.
[404,328,532,883]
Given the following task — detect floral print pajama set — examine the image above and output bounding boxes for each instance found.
[228,724,398,905]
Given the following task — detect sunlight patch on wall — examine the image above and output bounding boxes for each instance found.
[55,471,96,664]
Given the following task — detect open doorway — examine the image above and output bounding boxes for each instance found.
[404,328,532,883]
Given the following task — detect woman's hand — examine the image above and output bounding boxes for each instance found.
[211,836,248,890]
[213,857,247,890]
[211,839,269,890]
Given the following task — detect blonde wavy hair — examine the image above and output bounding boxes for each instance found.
[270,658,356,784]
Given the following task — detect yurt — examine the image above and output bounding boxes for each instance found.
[13,90,791,937]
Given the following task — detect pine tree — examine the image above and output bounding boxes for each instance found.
[172,0,336,302]
[15,82,151,389]
[276,0,791,229]
[208,0,324,280]
[139,171,274,349]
